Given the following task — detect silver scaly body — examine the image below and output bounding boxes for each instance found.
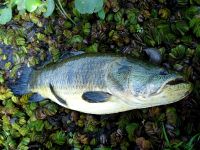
[25,54,191,114]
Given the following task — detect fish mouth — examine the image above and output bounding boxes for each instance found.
[165,78,186,85]
[156,76,190,94]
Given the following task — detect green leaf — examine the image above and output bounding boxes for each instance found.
[11,0,20,5]
[29,102,37,110]
[190,16,200,37]
[70,35,83,44]
[35,120,44,132]
[83,22,91,35]
[15,0,26,11]
[0,6,12,25]
[190,0,200,5]
[170,45,186,59]
[184,6,200,19]
[94,148,112,150]
[97,9,105,19]
[162,123,170,146]
[125,123,139,141]
[181,35,192,45]
[25,0,42,12]
[28,120,44,132]
[172,21,189,35]
[127,12,137,25]
[75,0,103,14]
[43,0,55,17]
[85,43,98,52]
[50,131,67,145]
[17,137,30,150]
[84,145,92,150]
[195,44,200,57]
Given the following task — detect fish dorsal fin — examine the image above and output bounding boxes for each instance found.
[59,50,85,60]
[82,91,111,103]
[34,51,85,70]
[49,84,67,106]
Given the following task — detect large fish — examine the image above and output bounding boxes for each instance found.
[9,53,192,114]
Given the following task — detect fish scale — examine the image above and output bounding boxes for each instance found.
[30,56,116,93]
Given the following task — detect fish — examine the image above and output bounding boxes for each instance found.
[8,53,192,114]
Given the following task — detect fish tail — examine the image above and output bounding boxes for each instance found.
[7,65,33,95]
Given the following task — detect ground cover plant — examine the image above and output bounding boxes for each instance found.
[0,0,200,149]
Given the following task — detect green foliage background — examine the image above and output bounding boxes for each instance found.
[0,0,200,149]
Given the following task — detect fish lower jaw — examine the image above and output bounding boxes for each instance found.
[122,94,184,109]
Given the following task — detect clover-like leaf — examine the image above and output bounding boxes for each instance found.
[15,0,26,12]
[11,0,20,5]
[0,6,12,25]
[75,0,103,14]
[98,9,105,19]
[25,0,42,12]
[43,0,55,17]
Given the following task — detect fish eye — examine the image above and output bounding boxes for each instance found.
[159,70,168,75]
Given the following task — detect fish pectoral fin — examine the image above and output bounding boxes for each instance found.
[29,93,45,102]
[82,91,111,103]
[49,84,67,106]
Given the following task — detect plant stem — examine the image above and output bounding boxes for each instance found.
[56,0,76,25]
[162,123,170,146]
[55,4,66,18]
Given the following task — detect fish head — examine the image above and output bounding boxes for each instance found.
[107,59,192,107]
[129,65,192,106]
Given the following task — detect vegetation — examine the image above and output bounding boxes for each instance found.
[0,0,55,24]
[0,0,200,149]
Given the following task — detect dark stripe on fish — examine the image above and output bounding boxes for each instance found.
[49,83,67,105]
[82,91,111,103]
